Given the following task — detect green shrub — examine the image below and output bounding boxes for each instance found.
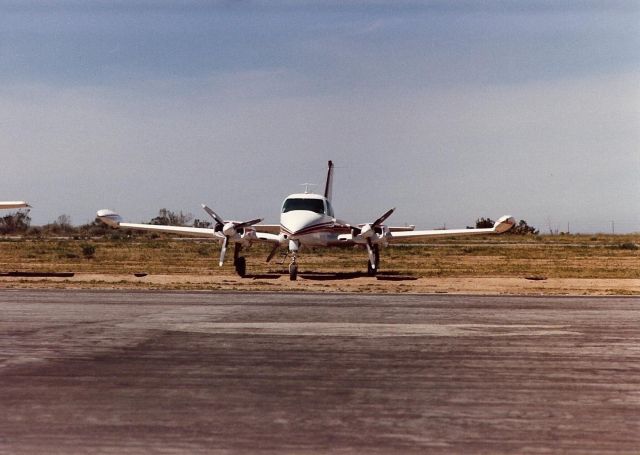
[81,243,96,259]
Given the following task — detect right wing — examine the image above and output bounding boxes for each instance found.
[252,224,281,235]
[96,209,281,243]
[97,210,217,237]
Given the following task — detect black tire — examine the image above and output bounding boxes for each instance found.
[367,260,377,276]
[235,256,246,277]
[289,263,298,281]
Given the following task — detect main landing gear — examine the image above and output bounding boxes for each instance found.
[367,245,380,277]
[234,243,246,277]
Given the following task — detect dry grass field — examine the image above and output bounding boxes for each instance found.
[0,233,638,294]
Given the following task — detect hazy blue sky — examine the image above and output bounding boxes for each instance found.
[1,0,639,232]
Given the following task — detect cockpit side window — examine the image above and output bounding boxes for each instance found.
[282,198,325,214]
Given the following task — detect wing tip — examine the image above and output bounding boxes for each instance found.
[494,215,516,234]
[96,209,122,227]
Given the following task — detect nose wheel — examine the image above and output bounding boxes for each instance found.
[289,260,298,281]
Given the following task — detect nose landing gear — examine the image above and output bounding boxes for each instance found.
[288,239,300,281]
[289,258,298,281]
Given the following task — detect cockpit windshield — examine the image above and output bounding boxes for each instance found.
[282,198,325,214]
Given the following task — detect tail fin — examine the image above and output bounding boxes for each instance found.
[324,160,334,201]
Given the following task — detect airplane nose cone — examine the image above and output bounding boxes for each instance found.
[281,211,325,236]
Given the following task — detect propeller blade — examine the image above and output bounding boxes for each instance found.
[234,218,264,229]
[266,243,280,263]
[366,240,376,270]
[373,207,395,227]
[219,236,228,266]
[202,204,225,225]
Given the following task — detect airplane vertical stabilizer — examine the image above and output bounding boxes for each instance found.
[324,160,334,202]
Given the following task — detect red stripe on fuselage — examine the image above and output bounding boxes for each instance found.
[280,222,349,237]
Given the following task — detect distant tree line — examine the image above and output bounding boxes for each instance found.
[0,208,208,238]
[0,211,31,235]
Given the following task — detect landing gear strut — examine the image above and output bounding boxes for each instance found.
[234,243,246,277]
[288,239,299,281]
[367,245,380,277]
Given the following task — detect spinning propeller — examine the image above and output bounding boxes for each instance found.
[201,204,262,266]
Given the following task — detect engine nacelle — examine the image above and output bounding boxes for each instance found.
[370,225,391,247]
[222,222,238,237]
[353,225,391,247]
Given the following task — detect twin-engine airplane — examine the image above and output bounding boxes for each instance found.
[97,161,515,280]
[0,201,30,210]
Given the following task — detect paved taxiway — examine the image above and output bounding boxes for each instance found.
[1,290,639,454]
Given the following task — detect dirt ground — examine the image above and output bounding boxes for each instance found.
[1,272,638,295]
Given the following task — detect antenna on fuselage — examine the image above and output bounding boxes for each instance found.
[300,183,317,194]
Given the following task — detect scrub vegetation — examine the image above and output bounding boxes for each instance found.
[0,233,638,279]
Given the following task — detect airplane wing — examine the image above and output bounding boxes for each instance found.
[353,224,415,232]
[336,215,514,243]
[389,215,515,240]
[253,224,281,234]
[254,231,281,242]
[0,201,30,210]
[388,225,415,232]
[96,209,281,243]
[118,222,216,237]
[97,210,216,236]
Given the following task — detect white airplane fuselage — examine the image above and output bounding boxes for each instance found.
[278,193,347,248]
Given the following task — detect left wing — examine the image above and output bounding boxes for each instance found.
[389,215,515,240]
[337,215,515,243]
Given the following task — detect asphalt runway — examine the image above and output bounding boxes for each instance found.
[1,290,639,454]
